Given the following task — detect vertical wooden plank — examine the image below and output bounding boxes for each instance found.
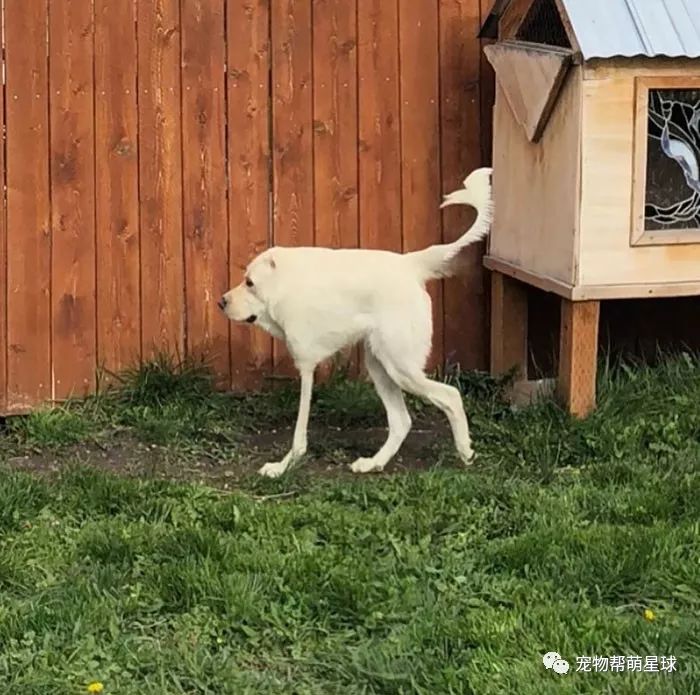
[49,0,96,401]
[481,0,496,373]
[5,2,51,411]
[271,0,314,375]
[0,5,7,412]
[313,0,359,378]
[95,0,141,377]
[490,271,528,378]
[557,299,599,418]
[480,0,496,165]
[440,0,487,372]
[228,0,273,389]
[312,0,358,251]
[357,0,402,253]
[181,0,229,383]
[138,0,185,360]
[399,0,443,372]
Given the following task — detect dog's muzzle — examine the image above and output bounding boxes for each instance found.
[246,315,257,324]
[217,296,227,311]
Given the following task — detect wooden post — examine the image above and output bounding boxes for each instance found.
[490,271,528,379]
[557,299,600,417]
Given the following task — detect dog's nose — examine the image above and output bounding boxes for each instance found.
[217,296,227,311]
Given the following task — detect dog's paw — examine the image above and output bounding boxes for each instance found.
[460,449,476,466]
[258,462,288,478]
[350,457,384,474]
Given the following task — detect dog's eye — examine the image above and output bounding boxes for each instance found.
[245,278,254,288]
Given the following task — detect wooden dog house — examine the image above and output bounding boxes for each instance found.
[480,0,700,415]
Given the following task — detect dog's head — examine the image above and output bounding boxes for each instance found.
[219,250,277,324]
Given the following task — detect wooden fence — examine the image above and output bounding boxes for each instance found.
[0,0,494,413]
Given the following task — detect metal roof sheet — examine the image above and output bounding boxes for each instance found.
[479,0,700,59]
[561,0,700,59]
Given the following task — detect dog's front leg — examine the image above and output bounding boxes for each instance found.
[258,368,314,478]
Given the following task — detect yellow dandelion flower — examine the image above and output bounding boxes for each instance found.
[643,609,656,621]
[87,682,104,694]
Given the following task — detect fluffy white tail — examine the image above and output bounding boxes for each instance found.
[407,167,493,281]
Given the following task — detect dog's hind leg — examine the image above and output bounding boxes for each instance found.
[369,304,475,465]
[258,367,314,478]
[396,373,474,465]
[350,348,412,474]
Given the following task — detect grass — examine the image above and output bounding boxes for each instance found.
[0,353,698,693]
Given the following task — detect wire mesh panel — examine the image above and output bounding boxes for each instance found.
[517,0,570,48]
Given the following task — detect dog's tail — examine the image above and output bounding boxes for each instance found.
[407,167,493,281]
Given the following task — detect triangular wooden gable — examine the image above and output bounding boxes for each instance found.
[484,41,573,143]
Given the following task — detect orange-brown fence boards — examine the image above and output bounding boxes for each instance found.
[271,0,314,376]
[0,8,6,412]
[480,0,496,165]
[439,0,488,371]
[95,0,141,378]
[312,0,359,251]
[399,0,444,372]
[5,2,51,411]
[138,0,185,360]
[49,0,97,401]
[479,0,496,368]
[0,0,495,413]
[228,0,273,389]
[312,0,359,377]
[357,0,402,254]
[181,0,229,383]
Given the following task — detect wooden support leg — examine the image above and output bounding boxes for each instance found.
[490,271,528,380]
[557,299,600,417]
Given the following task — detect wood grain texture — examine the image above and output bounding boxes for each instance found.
[138,0,185,359]
[557,299,599,417]
[553,0,580,52]
[574,282,700,301]
[480,0,496,371]
[489,271,528,378]
[578,72,700,287]
[484,255,574,298]
[499,0,534,39]
[485,255,700,301]
[0,0,496,413]
[313,0,359,378]
[228,0,273,388]
[399,0,443,372]
[480,0,496,166]
[271,0,314,375]
[357,0,402,253]
[181,0,229,382]
[312,0,358,251]
[95,0,141,377]
[489,71,580,285]
[49,0,97,400]
[5,2,51,410]
[0,6,7,411]
[440,0,487,371]
[583,58,699,81]
[484,42,572,143]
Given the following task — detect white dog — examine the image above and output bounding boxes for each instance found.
[220,167,493,477]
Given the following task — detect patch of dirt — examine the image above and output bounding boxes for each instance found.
[2,418,458,488]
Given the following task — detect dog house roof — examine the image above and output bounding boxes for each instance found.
[480,0,700,59]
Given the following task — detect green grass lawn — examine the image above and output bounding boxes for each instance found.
[0,355,698,694]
